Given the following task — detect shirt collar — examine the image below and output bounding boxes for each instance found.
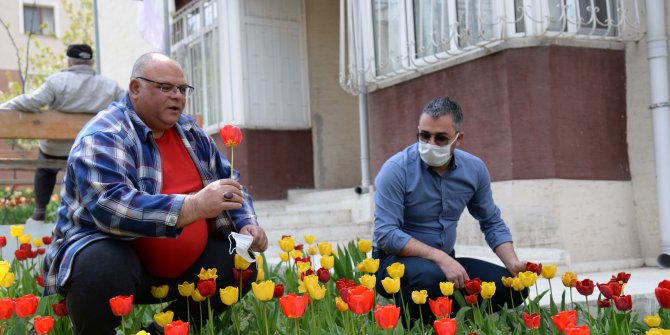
[121,94,198,142]
[63,64,95,75]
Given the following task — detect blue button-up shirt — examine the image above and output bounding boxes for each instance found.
[373,144,512,256]
[43,94,258,296]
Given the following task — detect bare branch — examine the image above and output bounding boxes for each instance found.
[0,17,26,91]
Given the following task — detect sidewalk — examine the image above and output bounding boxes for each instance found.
[534,266,670,316]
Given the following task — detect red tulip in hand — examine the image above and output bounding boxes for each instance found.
[219,124,243,179]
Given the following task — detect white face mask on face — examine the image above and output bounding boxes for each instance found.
[418,133,459,167]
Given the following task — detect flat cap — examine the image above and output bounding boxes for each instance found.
[66,44,93,60]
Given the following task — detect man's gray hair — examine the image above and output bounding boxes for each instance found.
[69,58,93,66]
[420,96,464,131]
[130,52,168,79]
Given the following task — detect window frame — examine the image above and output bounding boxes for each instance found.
[19,0,60,37]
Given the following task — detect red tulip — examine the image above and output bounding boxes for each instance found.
[464,278,482,295]
[42,236,52,245]
[551,310,578,333]
[611,272,631,285]
[522,312,541,329]
[613,295,632,311]
[36,248,45,255]
[294,256,311,264]
[219,124,243,147]
[279,293,309,318]
[52,299,68,317]
[575,279,594,296]
[109,295,133,316]
[346,285,374,314]
[374,304,400,329]
[15,294,38,318]
[597,281,621,299]
[434,318,457,335]
[232,268,253,286]
[33,316,55,334]
[0,298,14,320]
[36,275,44,287]
[294,244,304,251]
[316,268,330,283]
[0,236,6,247]
[657,280,670,308]
[526,262,542,276]
[336,279,357,303]
[273,284,285,298]
[14,249,28,261]
[197,278,216,297]
[465,294,478,305]
[564,324,590,335]
[598,298,611,308]
[164,320,189,335]
[428,297,452,318]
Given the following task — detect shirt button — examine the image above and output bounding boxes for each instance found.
[168,215,177,224]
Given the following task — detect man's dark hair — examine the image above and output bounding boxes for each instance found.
[420,96,464,131]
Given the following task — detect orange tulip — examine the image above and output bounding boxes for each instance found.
[109,295,133,317]
[219,124,243,147]
[164,320,189,335]
[0,298,14,320]
[15,294,38,318]
[279,293,310,318]
[551,310,578,333]
[433,317,457,335]
[346,285,374,314]
[522,312,541,329]
[34,316,55,334]
[374,304,400,329]
[428,297,452,319]
[564,324,590,335]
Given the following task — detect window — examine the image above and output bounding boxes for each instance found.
[23,5,55,35]
[546,0,618,35]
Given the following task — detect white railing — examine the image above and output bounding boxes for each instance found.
[339,0,644,95]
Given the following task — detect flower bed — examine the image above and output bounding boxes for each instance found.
[0,230,668,334]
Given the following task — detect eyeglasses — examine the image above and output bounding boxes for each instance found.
[135,77,195,97]
[417,131,458,147]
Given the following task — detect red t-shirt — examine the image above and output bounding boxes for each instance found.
[131,127,208,277]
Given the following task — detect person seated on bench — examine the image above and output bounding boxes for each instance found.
[0,44,124,224]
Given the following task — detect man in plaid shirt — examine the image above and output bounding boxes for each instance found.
[42,52,268,335]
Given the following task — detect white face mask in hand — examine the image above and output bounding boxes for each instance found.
[418,134,459,167]
[228,232,256,263]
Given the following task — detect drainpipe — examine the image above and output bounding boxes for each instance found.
[93,0,101,73]
[352,1,371,194]
[163,0,170,55]
[646,0,670,268]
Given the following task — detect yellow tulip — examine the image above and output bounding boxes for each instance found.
[561,272,578,287]
[178,282,194,297]
[511,277,525,292]
[318,242,333,256]
[308,246,317,255]
[256,268,265,281]
[191,289,206,302]
[279,252,290,262]
[357,258,380,273]
[412,290,428,304]
[220,286,239,306]
[439,281,454,296]
[9,225,23,238]
[541,264,557,279]
[234,254,251,270]
[298,281,307,294]
[648,329,670,335]
[519,271,538,288]
[151,285,169,299]
[359,274,376,289]
[197,268,218,280]
[480,282,496,300]
[0,261,10,281]
[320,255,334,270]
[303,274,319,289]
[154,310,174,327]
[335,296,349,311]
[304,234,316,244]
[31,238,43,248]
[501,276,514,288]
[297,261,312,275]
[289,249,304,260]
[358,239,372,253]
[252,280,275,302]
[307,283,327,300]
[18,234,31,244]
[279,236,295,252]
[381,277,400,294]
[255,254,264,268]
[645,315,661,328]
[136,331,151,335]
[386,262,405,279]
[0,272,14,288]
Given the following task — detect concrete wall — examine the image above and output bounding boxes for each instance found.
[305,1,360,190]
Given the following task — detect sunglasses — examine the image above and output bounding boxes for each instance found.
[417,131,458,147]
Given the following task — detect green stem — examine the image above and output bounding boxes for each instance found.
[264,302,269,335]
[208,297,215,335]
[230,147,235,179]
[419,305,425,335]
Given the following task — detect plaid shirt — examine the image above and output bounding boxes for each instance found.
[43,94,258,296]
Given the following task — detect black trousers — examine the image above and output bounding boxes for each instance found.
[33,150,67,219]
[373,248,527,324]
[64,237,256,335]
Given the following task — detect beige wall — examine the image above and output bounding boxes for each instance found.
[305,1,360,190]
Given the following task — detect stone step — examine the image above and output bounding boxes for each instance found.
[257,209,352,229]
[287,188,360,205]
[263,221,372,257]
